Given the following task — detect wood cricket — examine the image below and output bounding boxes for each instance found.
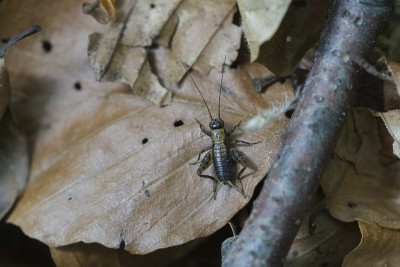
[181,59,260,200]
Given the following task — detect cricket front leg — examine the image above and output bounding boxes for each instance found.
[195,118,211,136]
[227,121,241,137]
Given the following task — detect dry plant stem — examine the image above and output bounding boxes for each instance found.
[0,24,42,58]
[223,0,392,266]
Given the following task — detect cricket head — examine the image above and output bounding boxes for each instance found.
[209,118,224,130]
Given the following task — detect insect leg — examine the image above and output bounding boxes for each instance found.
[190,145,213,165]
[226,121,241,137]
[196,150,217,181]
[195,118,211,136]
[231,139,261,146]
[230,147,249,198]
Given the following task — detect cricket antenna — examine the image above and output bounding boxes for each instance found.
[218,55,226,120]
[179,59,213,120]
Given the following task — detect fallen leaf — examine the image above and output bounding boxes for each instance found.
[1,0,291,254]
[88,0,181,87]
[237,0,291,62]
[0,111,29,219]
[343,221,400,267]
[192,8,242,75]
[255,0,330,76]
[8,66,289,254]
[380,110,400,159]
[164,0,237,84]
[285,205,360,267]
[321,109,400,229]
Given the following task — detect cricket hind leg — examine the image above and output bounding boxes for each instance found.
[195,151,220,198]
[230,147,250,198]
[190,145,213,165]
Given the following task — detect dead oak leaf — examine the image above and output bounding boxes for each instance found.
[88,0,181,104]
[164,0,237,84]
[8,66,290,254]
[343,221,400,266]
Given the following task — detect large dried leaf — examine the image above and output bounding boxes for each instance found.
[0,112,29,219]
[237,0,291,62]
[322,109,400,229]
[8,69,289,254]
[1,0,290,254]
[343,221,400,266]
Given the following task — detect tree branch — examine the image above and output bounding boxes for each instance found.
[223,0,393,266]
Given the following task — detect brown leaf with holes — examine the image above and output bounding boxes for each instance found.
[1,0,290,255]
[343,221,400,266]
[322,109,400,229]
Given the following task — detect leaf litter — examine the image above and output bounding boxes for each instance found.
[1,0,291,255]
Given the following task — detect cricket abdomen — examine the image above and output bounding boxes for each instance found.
[211,129,233,182]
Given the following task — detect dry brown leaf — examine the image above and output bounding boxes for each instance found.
[164,0,237,84]
[192,8,241,75]
[87,0,181,89]
[237,0,291,62]
[132,59,172,106]
[0,112,29,219]
[322,108,384,198]
[8,67,289,254]
[327,164,400,229]
[343,221,400,266]
[256,0,330,76]
[0,58,10,119]
[285,202,360,267]
[1,0,290,254]
[380,110,400,159]
[321,109,400,229]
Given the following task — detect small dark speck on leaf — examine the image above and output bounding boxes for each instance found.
[42,40,52,52]
[150,3,155,8]
[348,202,357,209]
[142,138,148,144]
[174,120,184,127]
[74,82,82,90]
[145,190,150,197]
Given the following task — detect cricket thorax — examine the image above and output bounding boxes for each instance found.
[211,128,226,143]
